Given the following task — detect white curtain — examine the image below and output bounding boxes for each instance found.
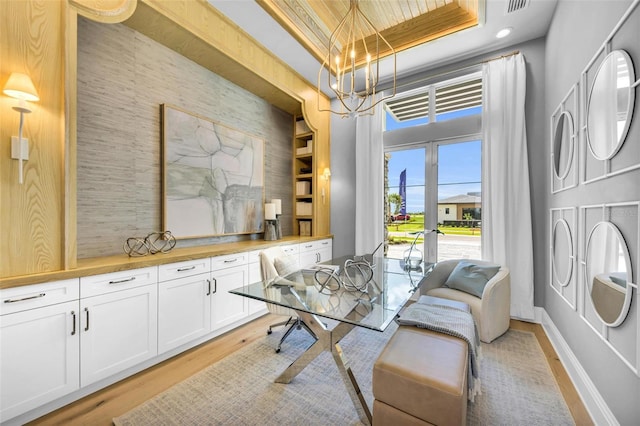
[354,102,385,256]
[481,53,535,320]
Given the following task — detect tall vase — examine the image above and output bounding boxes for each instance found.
[275,214,282,239]
[264,220,277,241]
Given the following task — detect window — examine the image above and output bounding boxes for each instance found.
[384,74,482,131]
[384,71,483,262]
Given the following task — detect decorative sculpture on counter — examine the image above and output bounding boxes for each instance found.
[124,230,176,257]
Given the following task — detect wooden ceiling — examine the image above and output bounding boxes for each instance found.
[257,0,480,65]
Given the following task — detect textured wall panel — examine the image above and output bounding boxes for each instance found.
[77,17,292,258]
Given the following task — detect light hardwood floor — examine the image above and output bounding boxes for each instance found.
[29,316,592,425]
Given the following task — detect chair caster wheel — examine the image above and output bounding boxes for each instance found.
[267,330,272,335]
[275,348,281,353]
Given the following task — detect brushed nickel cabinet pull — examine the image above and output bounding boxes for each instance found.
[108,276,136,284]
[177,265,196,272]
[206,279,212,296]
[212,278,217,294]
[223,258,239,264]
[84,307,90,331]
[71,311,77,336]
[4,293,46,303]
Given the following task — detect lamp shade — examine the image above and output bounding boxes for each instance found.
[265,203,276,220]
[3,73,39,102]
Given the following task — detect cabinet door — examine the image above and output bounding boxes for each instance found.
[299,250,319,268]
[317,239,333,263]
[1,301,80,421]
[158,273,211,353]
[80,285,158,387]
[211,265,248,330]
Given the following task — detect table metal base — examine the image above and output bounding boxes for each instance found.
[274,310,372,425]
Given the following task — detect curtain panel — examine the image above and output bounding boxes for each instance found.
[354,103,385,256]
[481,53,535,320]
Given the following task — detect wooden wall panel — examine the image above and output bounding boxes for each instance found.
[0,0,65,278]
[76,18,293,258]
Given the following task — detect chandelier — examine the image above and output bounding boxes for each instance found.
[318,0,396,118]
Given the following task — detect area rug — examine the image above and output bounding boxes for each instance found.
[113,323,574,425]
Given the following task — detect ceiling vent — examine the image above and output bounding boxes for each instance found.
[506,0,529,14]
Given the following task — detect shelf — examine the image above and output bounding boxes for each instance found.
[295,215,313,219]
[296,194,313,200]
[296,173,312,179]
[295,131,313,139]
[295,153,313,159]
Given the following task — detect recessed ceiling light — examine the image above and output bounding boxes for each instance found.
[496,27,513,39]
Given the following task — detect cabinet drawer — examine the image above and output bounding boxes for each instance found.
[1,279,79,316]
[300,238,332,252]
[158,258,210,282]
[80,267,158,298]
[211,253,248,271]
[281,243,299,256]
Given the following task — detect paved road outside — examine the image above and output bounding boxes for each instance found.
[386,232,481,261]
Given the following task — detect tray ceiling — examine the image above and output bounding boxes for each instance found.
[257,0,481,65]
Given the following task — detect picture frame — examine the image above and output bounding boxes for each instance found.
[161,104,265,239]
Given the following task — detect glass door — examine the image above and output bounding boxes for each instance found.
[385,139,482,263]
[385,147,426,261]
[435,140,482,261]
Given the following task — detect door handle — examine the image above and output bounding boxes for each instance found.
[84,307,90,331]
[108,276,136,285]
[206,279,212,296]
[71,311,77,336]
[177,265,196,272]
[212,278,217,294]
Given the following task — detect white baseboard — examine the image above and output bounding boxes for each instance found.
[534,307,618,426]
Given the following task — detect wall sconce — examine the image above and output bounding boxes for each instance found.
[3,72,40,184]
[321,167,331,181]
[321,167,331,204]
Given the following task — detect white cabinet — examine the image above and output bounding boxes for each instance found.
[0,280,80,421]
[299,238,333,267]
[158,266,212,354]
[79,268,158,387]
[211,253,248,331]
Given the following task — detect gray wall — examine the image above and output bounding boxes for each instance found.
[77,17,293,258]
[329,112,357,258]
[545,0,640,423]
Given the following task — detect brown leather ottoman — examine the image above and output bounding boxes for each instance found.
[372,322,469,425]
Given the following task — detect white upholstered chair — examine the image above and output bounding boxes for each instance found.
[259,246,315,352]
[419,259,511,343]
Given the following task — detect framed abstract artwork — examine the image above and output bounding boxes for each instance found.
[161,104,265,239]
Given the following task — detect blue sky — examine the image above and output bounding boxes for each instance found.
[385,107,481,213]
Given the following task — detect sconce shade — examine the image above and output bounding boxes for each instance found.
[3,73,39,102]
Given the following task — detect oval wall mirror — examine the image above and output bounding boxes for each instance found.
[587,50,636,160]
[585,221,634,327]
[553,111,574,180]
[552,219,573,287]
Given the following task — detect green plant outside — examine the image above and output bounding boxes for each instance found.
[387,214,482,238]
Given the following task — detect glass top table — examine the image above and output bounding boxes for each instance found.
[231,255,433,332]
[229,255,433,425]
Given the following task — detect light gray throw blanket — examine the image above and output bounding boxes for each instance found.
[396,303,481,402]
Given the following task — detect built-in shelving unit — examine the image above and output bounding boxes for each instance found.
[293,116,315,236]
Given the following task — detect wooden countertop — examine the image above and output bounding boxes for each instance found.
[0,235,332,289]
